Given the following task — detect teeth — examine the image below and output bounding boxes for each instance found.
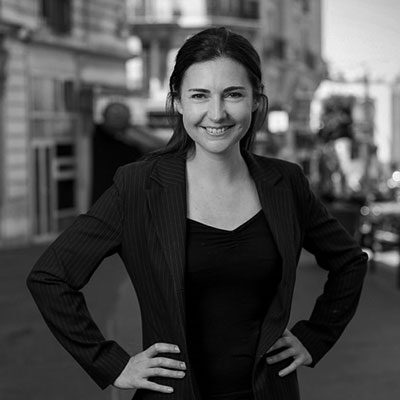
[205,126,230,136]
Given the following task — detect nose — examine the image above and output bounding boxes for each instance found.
[208,96,227,122]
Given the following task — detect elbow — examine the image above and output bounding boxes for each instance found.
[358,251,369,276]
[26,269,40,298]
[26,247,63,296]
[26,267,53,298]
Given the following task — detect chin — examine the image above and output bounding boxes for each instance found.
[199,141,240,156]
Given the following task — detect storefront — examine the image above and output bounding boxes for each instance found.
[0,39,129,247]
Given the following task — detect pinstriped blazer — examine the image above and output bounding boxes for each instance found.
[27,151,368,400]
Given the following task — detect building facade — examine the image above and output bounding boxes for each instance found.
[127,0,325,159]
[0,0,130,247]
[392,78,400,167]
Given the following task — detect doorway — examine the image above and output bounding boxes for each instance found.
[32,139,77,241]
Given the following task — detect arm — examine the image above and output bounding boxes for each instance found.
[290,166,368,367]
[26,168,130,389]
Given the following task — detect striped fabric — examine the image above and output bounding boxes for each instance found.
[27,151,368,400]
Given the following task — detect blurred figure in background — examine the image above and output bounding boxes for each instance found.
[91,102,164,204]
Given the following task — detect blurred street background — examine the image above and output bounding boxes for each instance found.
[1,0,400,398]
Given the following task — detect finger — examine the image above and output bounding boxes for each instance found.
[278,358,303,377]
[145,367,186,379]
[139,379,175,393]
[267,337,291,352]
[145,343,180,358]
[149,357,186,370]
[266,348,296,364]
[303,352,313,365]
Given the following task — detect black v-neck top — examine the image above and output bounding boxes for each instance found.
[185,210,282,399]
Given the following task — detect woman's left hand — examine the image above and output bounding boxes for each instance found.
[265,329,312,377]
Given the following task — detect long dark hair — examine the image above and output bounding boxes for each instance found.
[146,27,268,159]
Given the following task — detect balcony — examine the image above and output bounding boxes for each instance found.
[263,37,287,60]
[207,0,259,20]
[41,0,72,35]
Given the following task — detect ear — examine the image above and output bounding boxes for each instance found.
[252,99,259,112]
[175,98,183,115]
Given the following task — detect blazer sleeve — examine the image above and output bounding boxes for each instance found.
[290,165,368,367]
[26,168,131,389]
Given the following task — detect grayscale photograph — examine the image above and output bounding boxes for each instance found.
[0,1,399,399]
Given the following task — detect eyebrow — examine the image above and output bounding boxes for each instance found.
[187,86,247,93]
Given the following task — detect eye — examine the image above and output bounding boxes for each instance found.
[190,93,206,99]
[226,92,243,99]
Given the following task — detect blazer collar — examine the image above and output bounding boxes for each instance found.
[243,151,283,187]
[148,154,186,188]
[148,151,283,189]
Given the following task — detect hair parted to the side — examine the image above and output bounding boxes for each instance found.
[145,26,268,160]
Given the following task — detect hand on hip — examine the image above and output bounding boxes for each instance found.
[266,329,312,377]
[113,342,186,393]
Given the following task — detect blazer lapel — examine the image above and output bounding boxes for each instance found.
[244,153,298,360]
[146,156,188,329]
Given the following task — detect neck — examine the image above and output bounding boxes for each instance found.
[186,146,248,185]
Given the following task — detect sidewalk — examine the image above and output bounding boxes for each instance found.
[0,245,128,400]
[1,246,399,399]
[290,251,400,400]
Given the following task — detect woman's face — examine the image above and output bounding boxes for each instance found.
[176,57,258,157]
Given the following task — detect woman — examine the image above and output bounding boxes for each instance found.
[27,28,368,400]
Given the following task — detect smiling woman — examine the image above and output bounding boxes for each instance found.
[175,57,258,157]
[27,27,368,400]
[145,27,268,160]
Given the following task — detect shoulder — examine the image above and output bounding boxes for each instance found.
[113,157,158,190]
[118,158,157,176]
[247,153,311,209]
[249,153,304,181]
[115,153,185,189]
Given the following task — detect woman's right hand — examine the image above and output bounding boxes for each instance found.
[113,342,186,393]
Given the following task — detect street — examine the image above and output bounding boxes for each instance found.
[1,246,399,399]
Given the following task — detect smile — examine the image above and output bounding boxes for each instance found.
[203,126,234,136]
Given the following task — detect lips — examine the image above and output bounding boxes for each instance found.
[202,125,234,136]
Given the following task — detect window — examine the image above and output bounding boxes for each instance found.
[302,0,311,13]
[207,0,241,17]
[31,78,76,112]
[263,38,287,60]
[242,0,259,19]
[207,0,259,19]
[304,50,316,69]
[31,78,54,111]
[41,0,72,34]
[207,0,216,15]
[229,0,240,16]
[294,0,311,13]
[32,140,78,237]
[63,80,76,111]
